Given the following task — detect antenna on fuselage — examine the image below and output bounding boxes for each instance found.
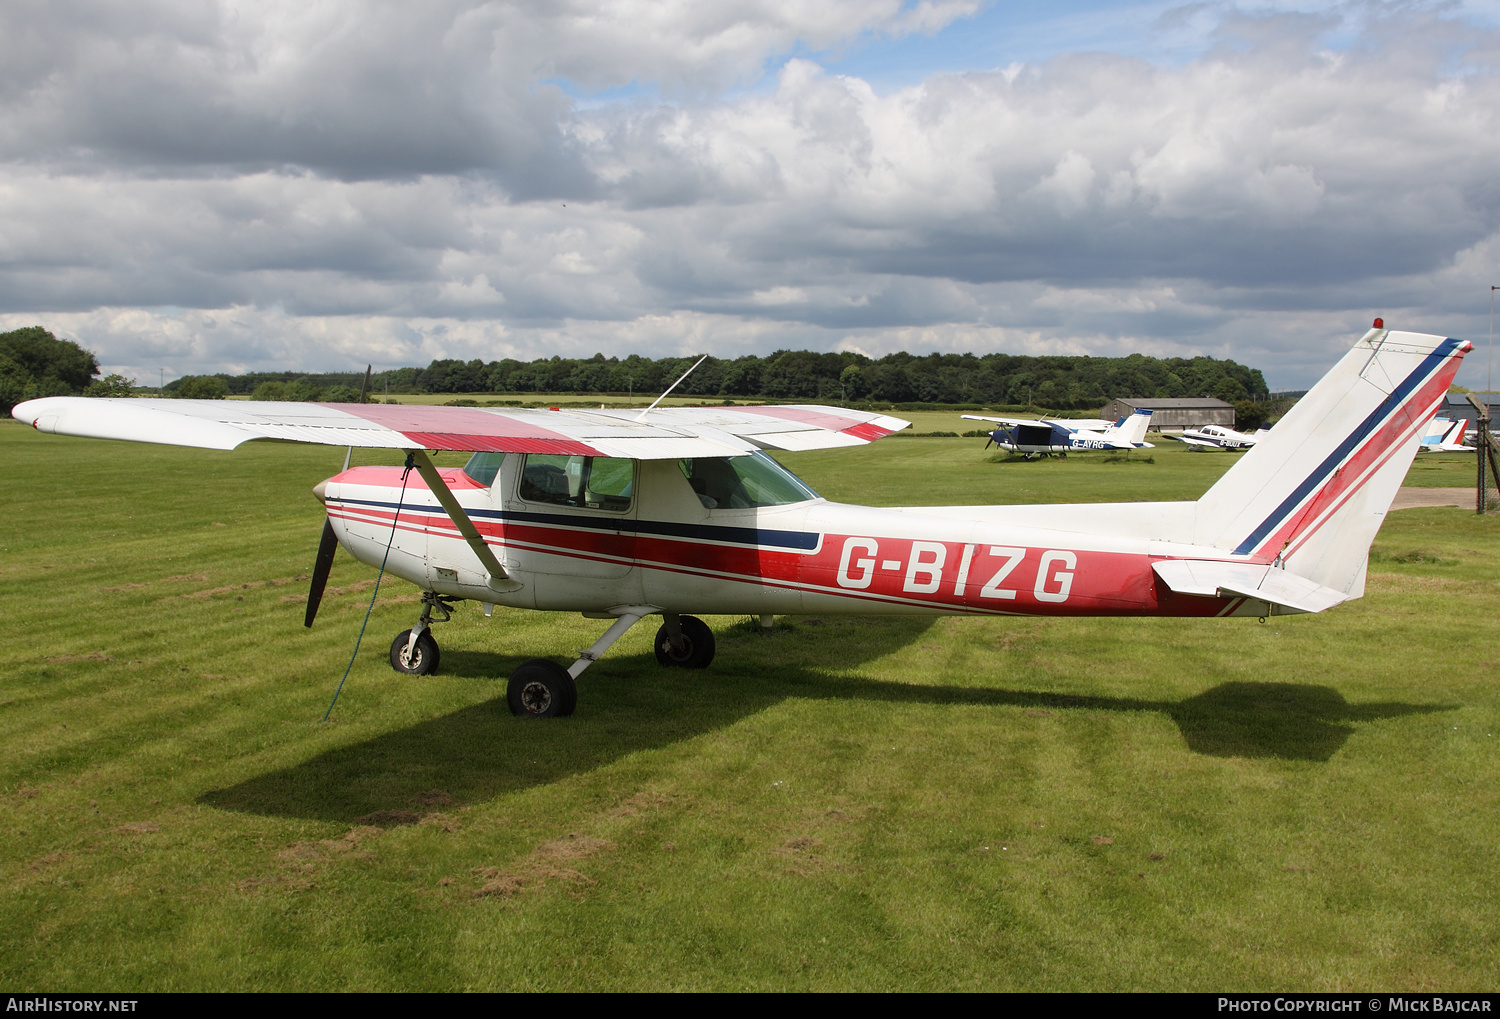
[635,354,708,422]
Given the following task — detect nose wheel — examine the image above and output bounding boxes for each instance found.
[390,628,440,674]
[389,591,453,676]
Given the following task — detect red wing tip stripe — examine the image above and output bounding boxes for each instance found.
[842,422,894,441]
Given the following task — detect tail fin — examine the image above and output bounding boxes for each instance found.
[1422,416,1452,443]
[1193,328,1469,597]
[1445,418,1468,447]
[1104,410,1153,446]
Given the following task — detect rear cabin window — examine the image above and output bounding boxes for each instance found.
[678,451,819,509]
[462,451,505,487]
[519,454,633,512]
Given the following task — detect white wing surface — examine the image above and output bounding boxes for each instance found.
[11,397,909,459]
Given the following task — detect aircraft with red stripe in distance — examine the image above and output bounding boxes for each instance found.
[12,322,1469,718]
[1416,416,1473,453]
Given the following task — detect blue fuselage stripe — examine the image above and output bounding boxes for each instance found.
[333,496,821,551]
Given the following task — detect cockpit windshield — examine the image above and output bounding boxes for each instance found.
[678,451,819,510]
[462,451,505,486]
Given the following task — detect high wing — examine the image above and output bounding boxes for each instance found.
[960,414,1032,427]
[11,398,909,458]
[960,414,1073,429]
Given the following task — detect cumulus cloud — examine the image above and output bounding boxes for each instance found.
[2,0,1499,388]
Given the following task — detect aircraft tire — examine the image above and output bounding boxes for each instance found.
[389,629,440,675]
[508,659,577,718]
[653,615,715,669]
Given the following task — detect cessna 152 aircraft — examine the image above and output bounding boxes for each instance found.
[959,411,1155,458]
[12,323,1468,719]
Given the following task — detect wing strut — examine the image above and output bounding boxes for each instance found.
[409,450,520,591]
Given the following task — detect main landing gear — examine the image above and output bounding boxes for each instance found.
[387,597,722,720]
[507,610,718,719]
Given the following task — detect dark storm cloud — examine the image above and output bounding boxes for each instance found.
[2,1,1499,388]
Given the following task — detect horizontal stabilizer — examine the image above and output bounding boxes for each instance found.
[1152,559,1350,614]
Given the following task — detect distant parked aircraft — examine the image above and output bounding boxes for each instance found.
[1416,417,1472,453]
[960,411,1155,460]
[1174,424,1269,451]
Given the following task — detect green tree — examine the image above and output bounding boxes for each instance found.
[84,374,137,397]
[251,381,289,400]
[0,326,99,393]
[321,384,361,403]
[173,375,230,399]
[1235,400,1270,431]
[0,353,30,415]
[0,327,102,414]
[839,364,869,399]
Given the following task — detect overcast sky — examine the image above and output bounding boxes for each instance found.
[3,0,1499,389]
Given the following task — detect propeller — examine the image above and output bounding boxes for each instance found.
[305,515,339,628]
[312,363,371,626]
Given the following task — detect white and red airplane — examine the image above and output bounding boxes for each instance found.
[12,323,1469,718]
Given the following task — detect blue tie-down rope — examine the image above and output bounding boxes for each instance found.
[324,454,414,722]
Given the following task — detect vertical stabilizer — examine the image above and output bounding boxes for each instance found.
[1193,328,1469,595]
[1105,410,1153,446]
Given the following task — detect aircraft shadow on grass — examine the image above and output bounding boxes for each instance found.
[201,616,1453,823]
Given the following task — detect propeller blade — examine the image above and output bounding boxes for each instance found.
[305,517,339,628]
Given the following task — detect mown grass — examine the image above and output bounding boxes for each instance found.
[1,422,1497,991]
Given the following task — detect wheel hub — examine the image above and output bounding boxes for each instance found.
[520,681,552,714]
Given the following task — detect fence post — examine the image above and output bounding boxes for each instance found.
[1468,394,1491,515]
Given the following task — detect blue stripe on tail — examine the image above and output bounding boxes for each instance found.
[1231,337,1463,556]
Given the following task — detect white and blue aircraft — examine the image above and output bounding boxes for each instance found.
[1416,417,1472,453]
[961,411,1155,459]
[1174,424,1269,450]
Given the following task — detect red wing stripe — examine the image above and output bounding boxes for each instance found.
[331,403,603,455]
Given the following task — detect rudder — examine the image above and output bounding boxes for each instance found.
[1193,327,1470,595]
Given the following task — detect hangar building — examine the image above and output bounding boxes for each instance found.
[1439,392,1500,426]
[1098,397,1235,431]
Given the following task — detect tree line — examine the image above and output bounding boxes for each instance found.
[393,349,1269,408]
[177,349,1268,411]
[2,327,1271,421]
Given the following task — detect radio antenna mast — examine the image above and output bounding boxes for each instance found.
[636,354,708,422]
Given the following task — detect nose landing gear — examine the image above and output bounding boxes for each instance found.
[389,591,454,676]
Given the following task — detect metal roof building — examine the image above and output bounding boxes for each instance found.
[1099,397,1235,431]
[1439,392,1500,425]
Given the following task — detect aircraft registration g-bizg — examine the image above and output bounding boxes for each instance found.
[959,410,1155,459]
[12,323,1469,719]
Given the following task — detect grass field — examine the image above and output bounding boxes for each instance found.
[1,421,1496,991]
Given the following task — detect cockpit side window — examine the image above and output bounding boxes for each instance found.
[518,454,633,512]
[462,451,505,487]
[677,451,819,509]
